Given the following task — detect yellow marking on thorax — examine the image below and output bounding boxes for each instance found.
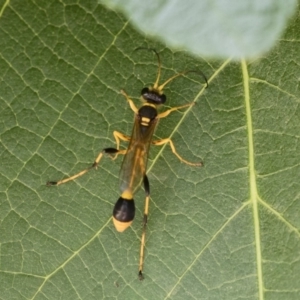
[141,117,150,126]
[140,101,157,108]
[143,103,156,108]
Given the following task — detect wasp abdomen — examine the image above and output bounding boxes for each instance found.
[113,193,135,232]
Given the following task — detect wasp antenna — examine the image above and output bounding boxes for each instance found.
[187,69,209,88]
[158,69,208,91]
[135,47,162,90]
[158,71,189,91]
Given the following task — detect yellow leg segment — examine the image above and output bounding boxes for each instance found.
[120,89,139,114]
[47,151,106,186]
[138,194,149,280]
[113,130,130,151]
[138,175,150,280]
[47,131,130,186]
[152,138,203,166]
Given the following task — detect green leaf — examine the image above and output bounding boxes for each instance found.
[0,1,300,300]
[100,0,298,59]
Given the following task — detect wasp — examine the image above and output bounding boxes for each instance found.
[47,48,208,280]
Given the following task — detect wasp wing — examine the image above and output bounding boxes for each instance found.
[119,115,158,194]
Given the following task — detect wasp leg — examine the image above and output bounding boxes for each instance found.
[152,138,203,166]
[46,148,126,186]
[120,89,139,114]
[157,102,195,119]
[113,130,131,153]
[138,174,150,280]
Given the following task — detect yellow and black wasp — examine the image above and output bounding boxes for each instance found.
[47,48,208,280]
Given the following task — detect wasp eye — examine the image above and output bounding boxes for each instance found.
[160,94,166,104]
[141,87,149,96]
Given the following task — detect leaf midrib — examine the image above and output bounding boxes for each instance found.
[242,60,263,300]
